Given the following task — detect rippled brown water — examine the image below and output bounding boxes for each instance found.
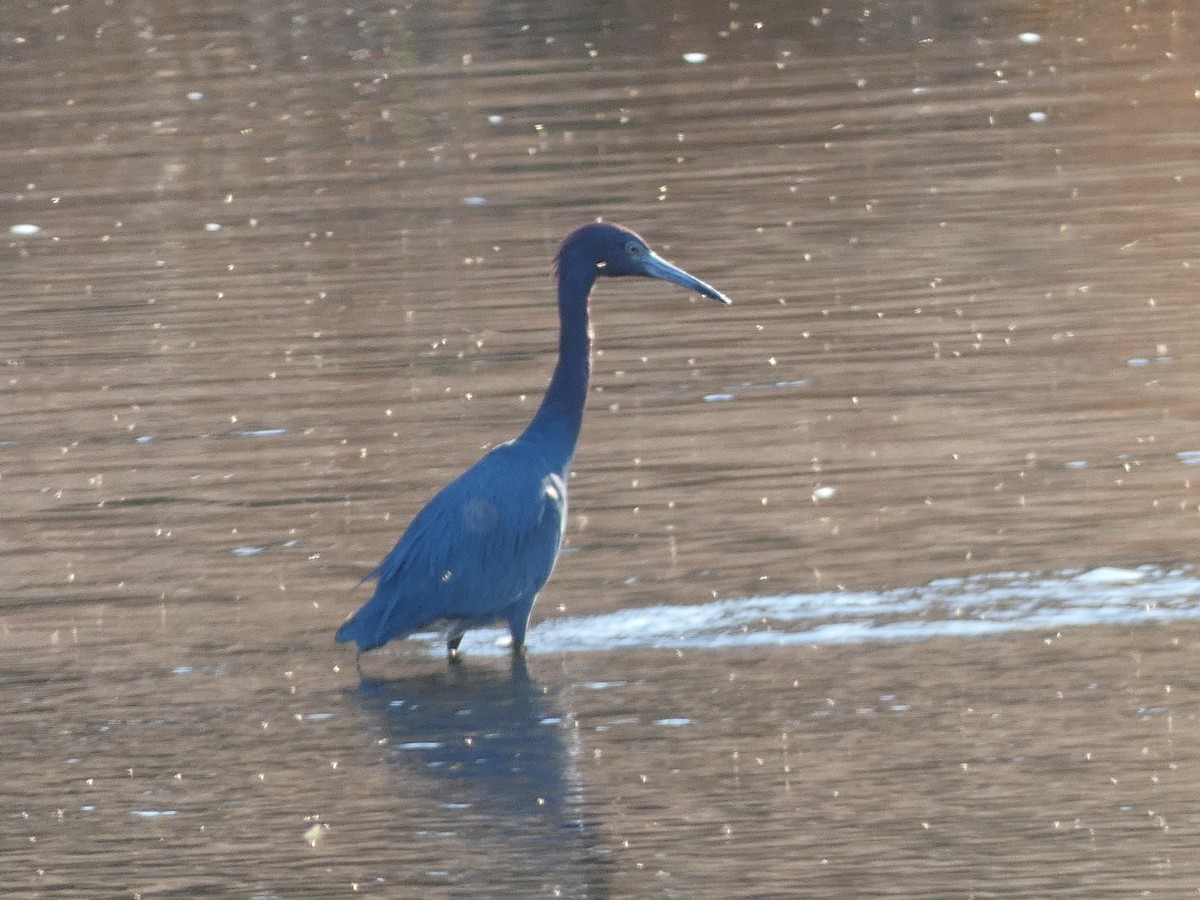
[5,1,1200,897]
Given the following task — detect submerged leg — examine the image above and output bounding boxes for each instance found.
[446,620,467,662]
[509,651,530,684]
[506,594,536,657]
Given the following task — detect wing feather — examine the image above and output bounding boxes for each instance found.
[336,440,567,650]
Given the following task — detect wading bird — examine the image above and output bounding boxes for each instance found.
[336,222,730,660]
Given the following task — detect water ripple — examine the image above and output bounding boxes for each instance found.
[443,565,1200,656]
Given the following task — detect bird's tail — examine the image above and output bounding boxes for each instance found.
[335,613,372,649]
[335,568,383,649]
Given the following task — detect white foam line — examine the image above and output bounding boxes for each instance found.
[438,566,1200,656]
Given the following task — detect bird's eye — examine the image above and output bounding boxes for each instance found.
[625,241,643,257]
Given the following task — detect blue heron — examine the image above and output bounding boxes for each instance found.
[335,222,730,660]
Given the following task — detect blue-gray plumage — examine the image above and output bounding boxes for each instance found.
[335,222,730,660]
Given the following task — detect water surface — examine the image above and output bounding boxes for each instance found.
[4,1,1200,897]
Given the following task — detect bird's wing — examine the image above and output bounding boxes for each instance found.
[357,441,566,643]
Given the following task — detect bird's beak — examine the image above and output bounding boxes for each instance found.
[642,252,732,304]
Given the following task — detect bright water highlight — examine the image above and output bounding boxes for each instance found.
[441,565,1200,655]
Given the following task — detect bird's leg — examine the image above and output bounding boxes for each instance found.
[509,651,530,684]
[445,620,466,662]
[505,599,534,654]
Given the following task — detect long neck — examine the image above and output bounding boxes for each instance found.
[521,260,595,473]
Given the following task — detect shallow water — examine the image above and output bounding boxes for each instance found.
[5,1,1200,897]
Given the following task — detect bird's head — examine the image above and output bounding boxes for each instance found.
[557,222,731,304]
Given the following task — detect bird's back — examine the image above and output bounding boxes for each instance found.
[335,438,568,651]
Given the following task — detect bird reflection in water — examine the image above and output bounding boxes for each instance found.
[355,657,611,897]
